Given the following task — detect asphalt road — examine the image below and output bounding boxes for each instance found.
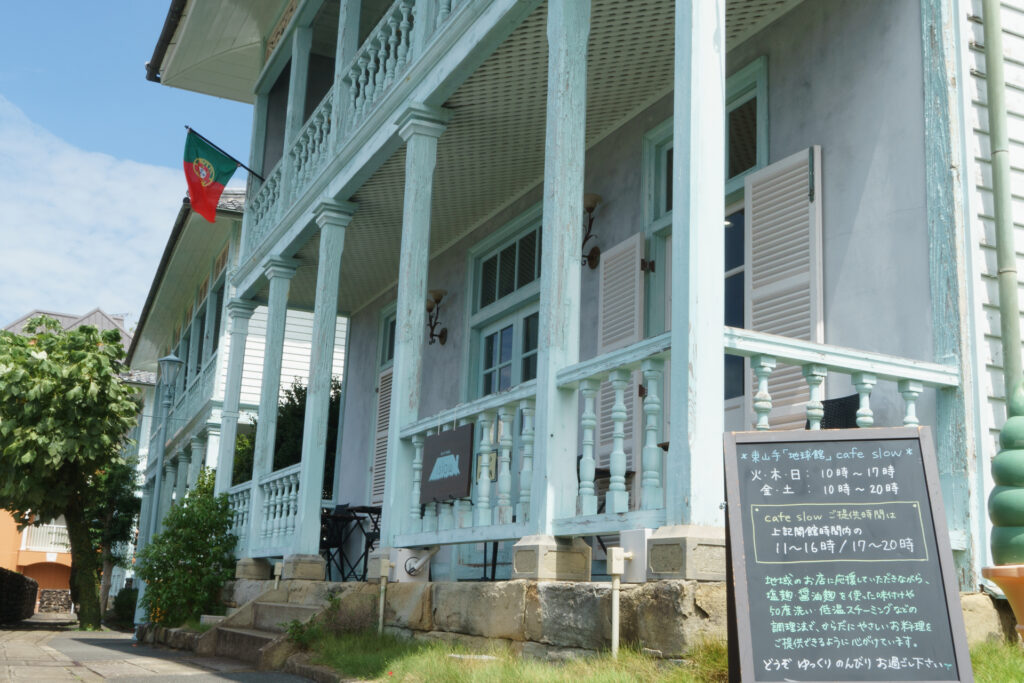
[0,615,310,682]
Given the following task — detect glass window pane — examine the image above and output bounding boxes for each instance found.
[725,209,744,271]
[725,272,744,328]
[382,317,396,364]
[194,308,206,374]
[665,147,673,213]
[211,285,224,353]
[484,332,496,369]
[536,228,542,280]
[522,354,537,382]
[480,256,498,308]
[483,371,494,395]
[728,98,758,178]
[499,325,513,363]
[517,230,537,288]
[523,312,539,352]
[724,355,744,400]
[498,244,517,298]
[499,365,512,391]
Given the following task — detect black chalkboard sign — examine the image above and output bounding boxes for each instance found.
[724,427,972,682]
[420,423,475,504]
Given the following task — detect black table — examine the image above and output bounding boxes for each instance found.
[320,504,381,581]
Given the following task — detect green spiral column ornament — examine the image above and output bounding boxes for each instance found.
[990,380,1024,564]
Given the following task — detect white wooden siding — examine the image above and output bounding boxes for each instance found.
[964,0,1024,447]
[214,306,348,408]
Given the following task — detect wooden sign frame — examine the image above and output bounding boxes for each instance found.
[724,426,972,683]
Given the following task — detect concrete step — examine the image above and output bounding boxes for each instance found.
[214,626,277,663]
[252,602,322,633]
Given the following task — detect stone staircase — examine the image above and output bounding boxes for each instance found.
[196,587,326,670]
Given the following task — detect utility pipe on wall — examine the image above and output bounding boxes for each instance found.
[983,0,1024,567]
[983,0,1020,387]
[378,557,394,635]
[607,547,634,658]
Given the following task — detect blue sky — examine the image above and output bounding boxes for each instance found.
[0,3,254,330]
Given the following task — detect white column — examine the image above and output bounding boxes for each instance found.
[666,0,726,527]
[380,104,451,546]
[158,459,175,531]
[205,426,221,471]
[530,0,591,531]
[215,299,257,495]
[286,26,313,148]
[134,480,155,625]
[174,451,188,503]
[247,258,298,548]
[188,436,205,489]
[332,0,361,141]
[294,201,356,557]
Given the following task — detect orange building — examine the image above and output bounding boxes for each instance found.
[0,511,72,603]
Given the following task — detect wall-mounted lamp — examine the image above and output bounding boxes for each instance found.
[582,193,602,269]
[426,289,448,345]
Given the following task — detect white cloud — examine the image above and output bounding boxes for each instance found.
[0,95,185,331]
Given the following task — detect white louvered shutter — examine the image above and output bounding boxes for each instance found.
[744,146,824,429]
[596,232,645,472]
[370,369,393,505]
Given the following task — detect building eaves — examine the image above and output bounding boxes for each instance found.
[127,192,245,366]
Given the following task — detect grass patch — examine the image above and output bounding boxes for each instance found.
[181,617,213,633]
[303,629,728,682]
[971,639,1024,682]
[302,622,1024,682]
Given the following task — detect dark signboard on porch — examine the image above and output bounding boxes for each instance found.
[420,423,475,504]
[723,427,972,682]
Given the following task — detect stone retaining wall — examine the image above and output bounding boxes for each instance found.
[0,567,38,624]
[39,589,72,613]
[226,578,728,658]
[219,579,1017,659]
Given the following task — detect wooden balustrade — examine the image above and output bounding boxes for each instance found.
[251,465,300,552]
[342,0,415,136]
[398,384,537,546]
[227,483,252,555]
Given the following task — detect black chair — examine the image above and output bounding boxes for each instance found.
[806,394,860,429]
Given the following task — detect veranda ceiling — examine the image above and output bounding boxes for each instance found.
[251,0,801,312]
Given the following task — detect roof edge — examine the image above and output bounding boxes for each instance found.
[146,0,188,83]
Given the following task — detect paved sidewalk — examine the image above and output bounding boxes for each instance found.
[0,619,310,682]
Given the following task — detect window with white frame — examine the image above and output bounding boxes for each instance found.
[469,207,542,399]
[641,56,768,400]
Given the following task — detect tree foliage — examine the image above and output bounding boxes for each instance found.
[88,453,141,613]
[232,377,342,498]
[0,316,138,629]
[136,469,236,626]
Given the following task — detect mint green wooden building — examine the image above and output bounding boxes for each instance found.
[133,0,1024,592]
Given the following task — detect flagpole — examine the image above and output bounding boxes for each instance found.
[185,126,265,182]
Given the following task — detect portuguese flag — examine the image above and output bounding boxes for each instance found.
[183,129,238,222]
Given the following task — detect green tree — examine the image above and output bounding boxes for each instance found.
[0,316,138,629]
[88,453,141,615]
[136,469,236,626]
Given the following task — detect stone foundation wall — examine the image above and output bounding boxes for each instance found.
[38,589,72,613]
[0,567,38,624]
[225,578,728,658]
[219,579,1018,659]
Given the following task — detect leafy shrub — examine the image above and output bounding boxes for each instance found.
[136,469,236,625]
[111,587,138,625]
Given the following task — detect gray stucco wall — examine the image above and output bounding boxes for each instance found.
[334,0,936,505]
[730,0,931,361]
